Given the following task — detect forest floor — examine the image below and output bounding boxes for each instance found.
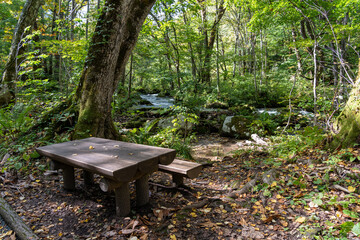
[1,134,360,239]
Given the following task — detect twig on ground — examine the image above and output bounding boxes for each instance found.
[331,184,350,194]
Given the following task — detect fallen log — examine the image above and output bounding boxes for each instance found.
[0,197,39,240]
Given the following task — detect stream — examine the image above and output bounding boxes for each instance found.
[140,94,313,117]
[139,94,175,108]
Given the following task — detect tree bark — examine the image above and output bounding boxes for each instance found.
[0,197,39,240]
[198,0,225,84]
[331,61,360,149]
[0,0,43,107]
[74,0,156,139]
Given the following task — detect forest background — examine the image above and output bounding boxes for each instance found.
[1,0,360,238]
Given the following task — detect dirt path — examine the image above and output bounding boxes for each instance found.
[190,134,253,162]
[1,135,360,239]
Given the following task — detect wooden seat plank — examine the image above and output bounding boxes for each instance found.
[159,159,202,186]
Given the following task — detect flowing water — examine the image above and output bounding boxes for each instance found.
[139,94,175,109]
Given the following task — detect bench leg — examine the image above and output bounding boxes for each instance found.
[172,173,184,186]
[83,170,94,186]
[114,183,130,217]
[62,165,75,190]
[135,174,149,206]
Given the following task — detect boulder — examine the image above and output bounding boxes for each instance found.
[251,133,268,145]
[205,101,228,109]
[221,116,251,139]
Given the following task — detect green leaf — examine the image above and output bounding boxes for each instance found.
[263,189,271,196]
[340,221,354,235]
[30,151,40,159]
[14,162,22,170]
[352,223,360,236]
[313,199,323,206]
[22,153,30,161]
[343,210,359,219]
[325,220,335,227]
[313,178,322,185]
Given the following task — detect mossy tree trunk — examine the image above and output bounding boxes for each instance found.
[73,0,156,139]
[331,60,360,149]
[0,0,43,107]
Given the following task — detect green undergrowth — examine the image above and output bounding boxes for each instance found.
[122,106,198,159]
[0,97,75,174]
[231,125,360,238]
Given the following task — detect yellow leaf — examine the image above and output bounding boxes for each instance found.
[271,181,277,187]
[59,233,63,237]
[170,234,177,240]
[348,186,356,193]
[203,208,211,213]
[190,212,197,217]
[281,220,288,227]
[296,217,306,223]
[89,146,94,149]
[59,218,63,222]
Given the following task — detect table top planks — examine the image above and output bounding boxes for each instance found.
[36,137,176,182]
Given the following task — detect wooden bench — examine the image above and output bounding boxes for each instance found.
[158,159,202,186]
[36,137,176,217]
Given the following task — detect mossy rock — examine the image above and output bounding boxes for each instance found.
[158,115,194,133]
[205,101,228,109]
[196,119,221,134]
[220,116,251,139]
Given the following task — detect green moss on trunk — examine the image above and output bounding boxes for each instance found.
[330,60,360,149]
[73,99,119,140]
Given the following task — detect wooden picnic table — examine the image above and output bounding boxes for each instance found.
[36,137,176,216]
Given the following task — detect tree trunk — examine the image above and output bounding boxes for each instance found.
[291,27,302,74]
[127,54,133,99]
[183,13,197,86]
[198,0,225,84]
[0,0,43,107]
[74,0,156,139]
[331,61,360,149]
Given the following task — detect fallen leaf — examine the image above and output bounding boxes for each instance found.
[200,220,218,228]
[263,214,281,223]
[140,233,149,240]
[296,217,306,223]
[203,208,211,213]
[89,146,94,149]
[280,220,288,227]
[348,186,356,193]
[239,217,248,226]
[190,212,197,217]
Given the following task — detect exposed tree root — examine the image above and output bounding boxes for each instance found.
[335,166,360,180]
[227,169,278,199]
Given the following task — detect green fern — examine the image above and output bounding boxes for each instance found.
[0,101,34,139]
